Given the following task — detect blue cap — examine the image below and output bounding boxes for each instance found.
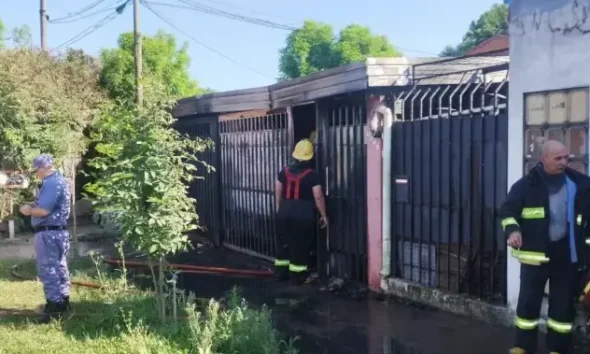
[32,154,54,170]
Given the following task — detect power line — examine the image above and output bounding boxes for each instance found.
[178,0,296,30]
[146,1,438,56]
[47,0,109,23]
[144,0,296,30]
[48,0,128,24]
[54,4,128,49]
[196,0,300,26]
[142,2,276,79]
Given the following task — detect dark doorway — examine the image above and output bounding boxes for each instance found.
[291,103,319,270]
[293,103,316,143]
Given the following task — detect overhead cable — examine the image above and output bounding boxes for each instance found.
[47,0,110,23]
[54,3,129,49]
[143,2,276,79]
[144,0,296,31]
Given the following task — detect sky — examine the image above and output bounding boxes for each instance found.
[1,0,502,92]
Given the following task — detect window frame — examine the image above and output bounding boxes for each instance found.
[522,87,590,175]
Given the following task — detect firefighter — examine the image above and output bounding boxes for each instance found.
[274,138,328,284]
[500,140,590,354]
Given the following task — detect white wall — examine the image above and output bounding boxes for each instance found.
[508,0,590,310]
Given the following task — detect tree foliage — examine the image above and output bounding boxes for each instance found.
[279,20,401,80]
[0,19,5,49]
[99,30,208,101]
[440,3,509,57]
[84,89,212,318]
[0,48,105,170]
[0,47,105,222]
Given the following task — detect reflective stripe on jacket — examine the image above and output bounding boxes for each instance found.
[499,164,590,266]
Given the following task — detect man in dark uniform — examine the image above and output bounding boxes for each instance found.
[500,140,590,354]
[274,138,328,284]
[20,154,72,323]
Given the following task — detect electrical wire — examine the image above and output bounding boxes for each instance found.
[144,0,296,31]
[146,0,439,56]
[54,3,129,50]
[47,0,110,23]
[143,2,276,79]
[49,1,126,24]
[196,0,300,26]
[178,0,296,30]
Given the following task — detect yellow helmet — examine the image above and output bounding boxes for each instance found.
[292,139,314,161]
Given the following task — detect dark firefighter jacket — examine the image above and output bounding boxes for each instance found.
[499,163,590,266]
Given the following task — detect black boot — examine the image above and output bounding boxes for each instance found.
[275,268,289,282]
[63,296,71,311]
[35,300,67,324]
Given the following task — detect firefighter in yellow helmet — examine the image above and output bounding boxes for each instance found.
[274,139,327,284]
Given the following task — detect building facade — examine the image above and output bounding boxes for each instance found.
[507,0,590,311]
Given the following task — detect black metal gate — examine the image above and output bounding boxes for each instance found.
[219,111,289,260]
[389,73,509,304]
[175,115,222,245]
[317,98,368,283]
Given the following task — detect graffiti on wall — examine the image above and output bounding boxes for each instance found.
[510,0,590,36]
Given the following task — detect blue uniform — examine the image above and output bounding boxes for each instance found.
[32,155,71,304]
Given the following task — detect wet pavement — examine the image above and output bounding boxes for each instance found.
[170,245,521,354]
[0,230,541,354]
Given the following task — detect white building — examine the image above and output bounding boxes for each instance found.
[508,0,590,310]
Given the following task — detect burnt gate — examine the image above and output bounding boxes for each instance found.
[389,71,509,303]
[316,97,368,283]
[219,111,290,260]
[175,115,222,245]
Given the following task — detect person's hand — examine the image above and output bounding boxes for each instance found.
[507,231,522,248]
[319,216,328,229]
[20,204,32,216]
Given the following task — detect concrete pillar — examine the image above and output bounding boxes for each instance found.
[366,94,384,292]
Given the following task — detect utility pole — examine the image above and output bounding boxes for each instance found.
[40,0,47,50]
[133,0,143,105]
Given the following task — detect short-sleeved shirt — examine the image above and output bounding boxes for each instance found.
[277,166,320,220]
[32,171,71,227]
[277,167,321,201]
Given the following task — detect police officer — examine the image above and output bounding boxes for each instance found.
[500,140,590,354]
[20,154,72,323]
[274,139,328,284]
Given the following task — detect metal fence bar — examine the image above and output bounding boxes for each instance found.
[174,116,222,245]
[389,68,509,304]
[218,112,287,260]
[321,100,368,283]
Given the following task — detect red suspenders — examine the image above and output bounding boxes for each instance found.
[284,168,313,200]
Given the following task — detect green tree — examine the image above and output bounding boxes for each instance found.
[279,20,401,80]
[0,18,5,48]
[334,24,401,64]
[0,47,105,222]
[85,88,212,320]
[11,25,32,48]
[440,3,509,56]
[99,30,206,101]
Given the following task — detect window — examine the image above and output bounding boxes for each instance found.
[524,88,589,174]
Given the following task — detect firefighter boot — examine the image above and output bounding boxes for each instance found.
[63,296,71,311]
[508,347,526,354]
[35,300,68,324]
[275,267,289,282]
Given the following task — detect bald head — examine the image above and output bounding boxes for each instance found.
[540,140,568,175]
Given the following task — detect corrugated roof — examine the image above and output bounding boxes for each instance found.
[466,35,509,56]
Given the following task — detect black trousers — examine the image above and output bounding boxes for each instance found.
[515,238,578,353]
[274,216,315,281]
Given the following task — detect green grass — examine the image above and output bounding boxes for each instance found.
[0,257,297,354]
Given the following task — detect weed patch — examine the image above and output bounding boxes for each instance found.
[0,257,297,354]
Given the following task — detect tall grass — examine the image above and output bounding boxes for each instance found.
[0,258,298,354]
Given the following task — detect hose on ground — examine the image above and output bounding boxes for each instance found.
[103,258,275,277]
[11,265,102,288]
